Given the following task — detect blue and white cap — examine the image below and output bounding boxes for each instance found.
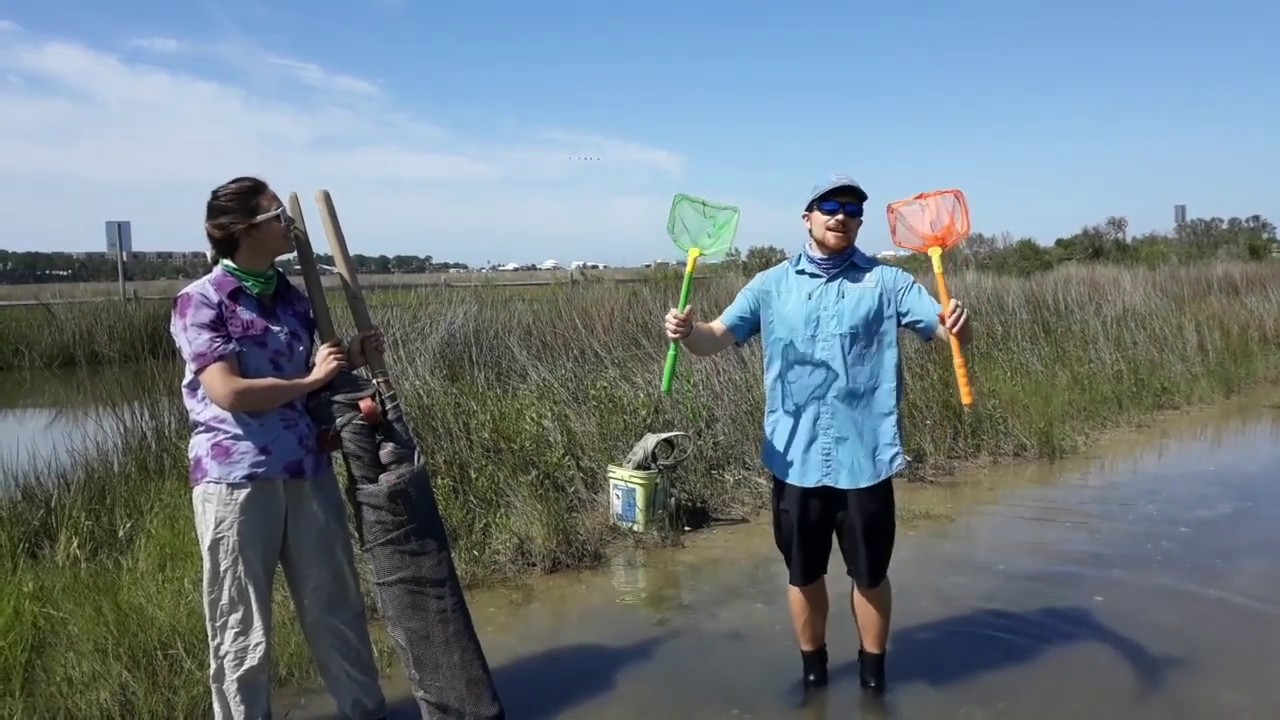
[806,174,868,209]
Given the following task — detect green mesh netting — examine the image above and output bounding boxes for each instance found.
[666,193,740,259]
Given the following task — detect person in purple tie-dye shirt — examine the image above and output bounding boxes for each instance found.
[170,176,388,720]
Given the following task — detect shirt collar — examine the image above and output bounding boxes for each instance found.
[791,246,877,276]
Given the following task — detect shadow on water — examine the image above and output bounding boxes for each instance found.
[802,606,1181,700]
[316,634,675,720]
[488,635,673,720]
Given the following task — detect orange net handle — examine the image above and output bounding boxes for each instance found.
[885,188,975,407]
[928,257,974,407]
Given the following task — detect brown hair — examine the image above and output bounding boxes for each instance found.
[204,176,271,261]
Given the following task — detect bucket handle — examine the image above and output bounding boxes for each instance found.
[650,432,693,469]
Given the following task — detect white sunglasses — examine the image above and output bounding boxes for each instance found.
[250,207,294,228]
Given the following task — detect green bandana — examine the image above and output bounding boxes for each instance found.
[219,259,278,297]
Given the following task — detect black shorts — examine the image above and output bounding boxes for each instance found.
[771,475,896,589]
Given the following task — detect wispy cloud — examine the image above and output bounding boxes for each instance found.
[0,22,687,264]
[264,56,380,97]
[127,36,182,53]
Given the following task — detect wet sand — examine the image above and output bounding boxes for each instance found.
[280,396,1280,719]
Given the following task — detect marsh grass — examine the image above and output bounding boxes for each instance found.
[0,298,173,371]
[3,261,1280,717]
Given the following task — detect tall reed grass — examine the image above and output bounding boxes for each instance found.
[3,261,1280,717]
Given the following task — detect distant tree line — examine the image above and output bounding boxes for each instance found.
[4,213,1275,286]
[292,253,470,276]
[717,213,1279,278]
[0,250,469,285]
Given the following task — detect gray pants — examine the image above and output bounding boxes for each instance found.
[192,476,387,720]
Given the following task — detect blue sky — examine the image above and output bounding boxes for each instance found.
[0,0,1275,266]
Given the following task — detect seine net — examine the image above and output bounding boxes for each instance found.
[309,373,506,719]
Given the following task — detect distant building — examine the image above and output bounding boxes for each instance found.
[65,250,209,264]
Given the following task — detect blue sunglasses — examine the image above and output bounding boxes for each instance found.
[811,199,864,218]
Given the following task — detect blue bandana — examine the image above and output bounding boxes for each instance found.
[803,244,857,275]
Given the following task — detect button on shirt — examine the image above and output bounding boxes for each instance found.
[718,249,942,490]
[169,266,330,486]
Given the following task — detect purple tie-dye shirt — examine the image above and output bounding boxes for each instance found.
[169,265,332,486]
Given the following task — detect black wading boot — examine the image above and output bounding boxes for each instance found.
[858,648,886,695]
[801,645,829,690]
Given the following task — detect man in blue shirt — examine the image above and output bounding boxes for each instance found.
[663,175,972,696]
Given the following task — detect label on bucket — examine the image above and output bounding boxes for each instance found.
[612,484,638,524]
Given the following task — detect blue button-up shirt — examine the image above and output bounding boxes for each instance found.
[718,249,942,490]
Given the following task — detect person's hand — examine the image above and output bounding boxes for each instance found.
[309,339,348,385]
[664,305,695,341]
[346,328,386,369]
[942,298,971,343]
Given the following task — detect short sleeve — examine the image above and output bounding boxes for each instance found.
[890,267,943,341]
[717,272,766,344]
[170,287,240,374]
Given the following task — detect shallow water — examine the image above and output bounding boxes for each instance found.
[0,406,108,473]
[0,367,152,489]
[281,396,1280,719]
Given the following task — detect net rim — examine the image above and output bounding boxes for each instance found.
[670,192,740,213]
[884,188,970,252]
[666,192,741,255]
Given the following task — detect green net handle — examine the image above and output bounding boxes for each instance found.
[661,247,702,395]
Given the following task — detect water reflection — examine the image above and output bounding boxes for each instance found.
[610,546,689,621]
[0,365,165,487]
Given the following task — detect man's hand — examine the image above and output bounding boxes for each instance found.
[346,327,386,370]
[664,305,695,341]
[938,298,972,347]
[662,306,741,357]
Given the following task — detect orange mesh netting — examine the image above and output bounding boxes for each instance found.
[886,189,971,253]
[883,187,976,408]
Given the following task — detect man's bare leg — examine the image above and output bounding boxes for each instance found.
[789,578,830,649]
[851,577,892,693]
[789,578,830,687]
[851,577,892,651]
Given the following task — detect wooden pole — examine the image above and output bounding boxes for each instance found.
[314,189,393,392]
[287,192,338,343]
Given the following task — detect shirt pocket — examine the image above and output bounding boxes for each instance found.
[224,308,285,378]
[830,278,888,377]
[225,309,273,344]
[765,289,821,339]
